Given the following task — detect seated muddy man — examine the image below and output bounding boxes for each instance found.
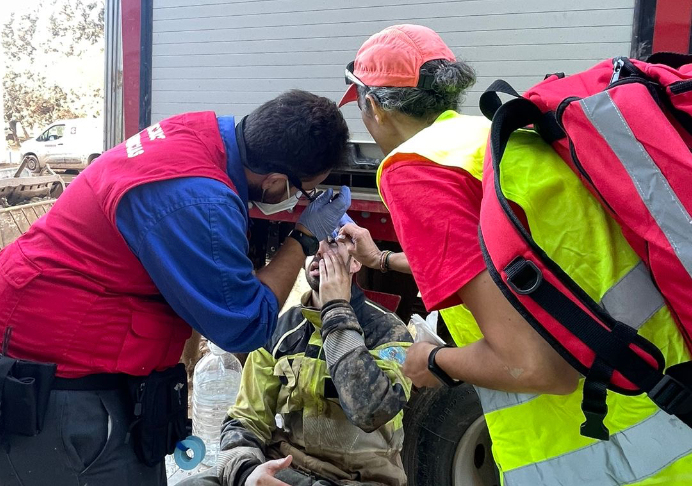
[181,235,413,486]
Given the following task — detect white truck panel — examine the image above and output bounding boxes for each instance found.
[151,0,635,140]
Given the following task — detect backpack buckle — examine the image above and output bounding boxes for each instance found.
[649,374,692,416]
[580,410,610,441]
[580,361,611,441]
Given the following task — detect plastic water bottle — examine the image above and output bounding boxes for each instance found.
[192,343,243,466]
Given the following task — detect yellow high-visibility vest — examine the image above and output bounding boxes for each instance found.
[377,110,692,485]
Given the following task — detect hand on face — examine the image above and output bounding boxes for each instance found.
[330,213,355,240]
[305,237,360,295]
[337,223,381,269]
[318,250,352,304]
[403,342,442,388]
[244,456,292,486]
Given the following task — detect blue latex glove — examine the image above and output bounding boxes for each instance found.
[297,186,351,241]
[331,213,355,239]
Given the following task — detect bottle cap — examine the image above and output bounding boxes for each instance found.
[208,342,226,356]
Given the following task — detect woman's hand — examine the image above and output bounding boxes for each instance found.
[319,251,352,303]
[403,342,441,388]
[338,223,382,269]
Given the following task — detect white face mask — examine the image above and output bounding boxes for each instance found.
[251,180,300,215]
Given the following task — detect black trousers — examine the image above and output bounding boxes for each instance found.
[0,388,165,486]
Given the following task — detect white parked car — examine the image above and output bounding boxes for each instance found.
[20,118,103,173]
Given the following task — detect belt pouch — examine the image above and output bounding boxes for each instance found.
[0,355,56,436]
[126,363,188,467]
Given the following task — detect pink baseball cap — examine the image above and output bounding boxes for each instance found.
[339,24,456,107]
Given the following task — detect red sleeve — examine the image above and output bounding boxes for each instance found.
[380,158,486,311]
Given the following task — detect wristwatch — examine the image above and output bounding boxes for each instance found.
[428,345,461,387]
[288,229,319,256]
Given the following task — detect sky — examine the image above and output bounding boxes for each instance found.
[0,0,41,19]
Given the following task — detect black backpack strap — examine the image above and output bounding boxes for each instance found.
[648,361,692,427]
[581,358,613,440]
[481,80,565,143]
[645,52,692,68]
[485,98,692,436]
[479,79,522,121]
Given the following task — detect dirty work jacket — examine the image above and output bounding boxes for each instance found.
[216,287,413,486]
[376,110,692,485]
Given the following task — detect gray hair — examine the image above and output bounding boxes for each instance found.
[357,59,476,122]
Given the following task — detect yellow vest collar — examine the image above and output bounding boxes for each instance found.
[375,111,491,206]
[300,291,323,328]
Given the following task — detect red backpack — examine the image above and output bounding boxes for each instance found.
[478,53,692,440]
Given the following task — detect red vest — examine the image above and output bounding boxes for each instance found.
[0,112,237,378]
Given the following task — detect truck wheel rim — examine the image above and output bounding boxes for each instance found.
[452,416,499,486]
[26,157,38,171]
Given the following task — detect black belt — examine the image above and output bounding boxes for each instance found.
[53,373,129,391]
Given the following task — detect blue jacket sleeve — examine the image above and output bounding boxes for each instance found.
[116,177,279,352]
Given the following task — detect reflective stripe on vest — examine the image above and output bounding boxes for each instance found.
[581,92,692,280]
[376,110,692,483]
[504,411,692,486]
[476,260,665,414]
[600,261,664,331]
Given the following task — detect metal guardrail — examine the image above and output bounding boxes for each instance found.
[0,199,56,249]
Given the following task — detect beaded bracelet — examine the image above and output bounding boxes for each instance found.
[379,250,393,273]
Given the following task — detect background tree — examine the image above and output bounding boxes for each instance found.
[2,0,104,133]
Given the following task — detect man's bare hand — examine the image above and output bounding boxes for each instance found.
[338,223,381,269]
[319,251,351,303]
[403,342,441,388]
[245,456,293,486]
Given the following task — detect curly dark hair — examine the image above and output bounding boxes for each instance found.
[243,90,350,179]
[358,59,477,122]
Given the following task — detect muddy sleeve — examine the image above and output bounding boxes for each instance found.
[321,302,411,433]
[216,348,280,486]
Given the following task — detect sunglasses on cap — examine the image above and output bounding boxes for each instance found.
[344,61,376,110]
[345,61,370,90]
[344,60,438,90]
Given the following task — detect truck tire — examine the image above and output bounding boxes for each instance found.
[402,384,500,486]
